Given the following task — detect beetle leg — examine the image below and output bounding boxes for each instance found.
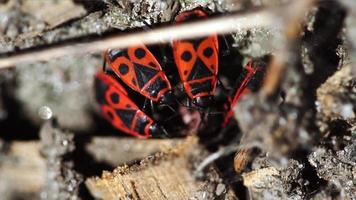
[220,35,231,56]
[150,100,156,114]
[141,98,151,114]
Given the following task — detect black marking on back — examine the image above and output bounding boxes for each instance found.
[181,51,192,62]
[118,63,129,75]
[134,116,149,136]
[134,62,158,88]
[180,11,205,22]
[94,78,109,105]
[185,38,205,49]
[203,47,213,58]
[134,48,146,59]
[110,92,120,104]
[108,49,126,61]
[144,76,168,98]
[190,80,212,95]
[187,58,213,81]
[115,109,136,128]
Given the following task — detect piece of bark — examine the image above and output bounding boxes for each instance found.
[86,137,237,200]
[242,167,279,188]
[316,64,356,128]
[86,137,198,199]
[243,159,306,199]
[21,0,87,29]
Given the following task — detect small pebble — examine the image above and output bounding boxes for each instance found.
[340,104,355,119]
[215,183,226,196]
[38,106,53,120]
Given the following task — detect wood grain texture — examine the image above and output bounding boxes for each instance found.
[86,137,237,200]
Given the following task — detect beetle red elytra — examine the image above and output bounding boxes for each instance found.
[106,45,177,108]
[94,72,169,138]
[173,9,219,108]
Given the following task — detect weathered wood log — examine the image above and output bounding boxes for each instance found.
[86,137,237,200]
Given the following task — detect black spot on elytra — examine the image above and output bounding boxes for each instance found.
[181,51,192,62]
[110,92,120,104]
[203,47,213,58]
[135,48,146,59]
[119,64,129,75]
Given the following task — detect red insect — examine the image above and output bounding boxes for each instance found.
[94,72,168,139]
[222,60,264,127]
[172,9,219,107]
[95,8,267,139]
[105,45,176,107]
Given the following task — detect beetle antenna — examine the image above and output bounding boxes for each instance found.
[162,127,170,138]
[165,104,176,113]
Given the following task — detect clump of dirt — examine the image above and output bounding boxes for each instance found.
[316,64,356,134]
[39,120,83,200]
[15,55,100,131]
[308,144,356,199]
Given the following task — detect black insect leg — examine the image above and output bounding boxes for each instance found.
[217,78,231,94]
[141,98,152,116]
[159,45,174,66]
[150,100,157,115]
[198,107,210,129]
[150,99,173,125]
[220,35,232,56]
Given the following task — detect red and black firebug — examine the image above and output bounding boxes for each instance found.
[172,9,219,108]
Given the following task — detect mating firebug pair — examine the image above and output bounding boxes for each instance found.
[95,8,265,139]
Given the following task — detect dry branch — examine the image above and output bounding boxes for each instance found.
[0,0,314,69]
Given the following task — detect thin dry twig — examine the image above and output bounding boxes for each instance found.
[0,0,314,69]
